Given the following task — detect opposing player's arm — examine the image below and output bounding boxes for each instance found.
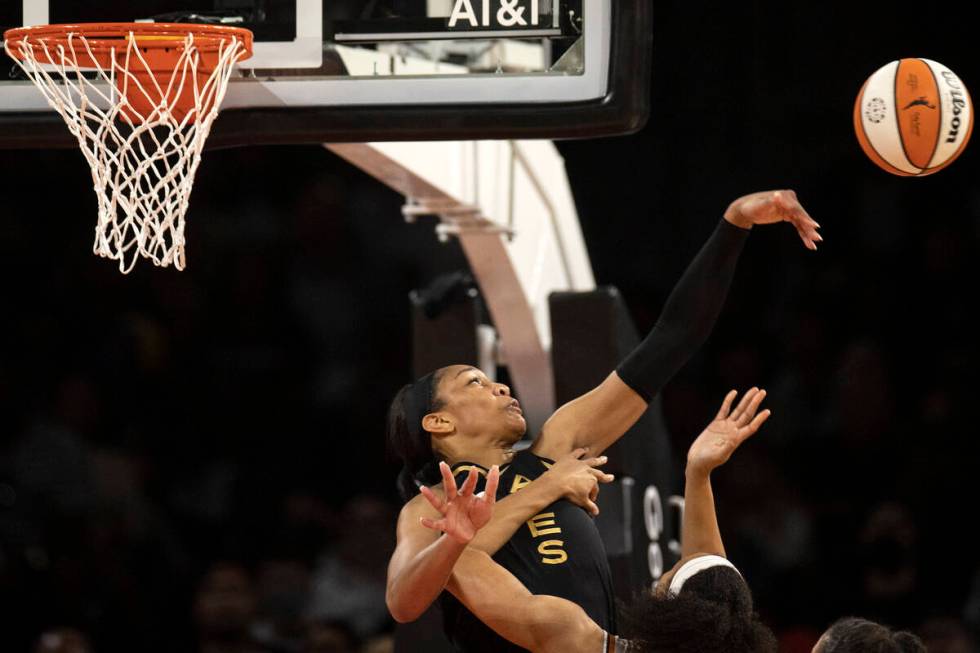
[681,388,770,558]
[533,191,819,459]
[447,548,605,653]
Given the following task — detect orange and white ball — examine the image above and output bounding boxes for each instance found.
[854,58,972,176]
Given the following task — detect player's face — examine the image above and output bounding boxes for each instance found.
[434,365,526,443]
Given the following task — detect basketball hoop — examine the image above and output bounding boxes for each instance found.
[4,23,253,273]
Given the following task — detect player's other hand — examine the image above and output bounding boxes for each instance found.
[418,462,500,544]
[686,388,770,477]
[544,447,615,517]
[724,189,822,250]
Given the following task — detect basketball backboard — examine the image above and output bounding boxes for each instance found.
[0,0,650,147]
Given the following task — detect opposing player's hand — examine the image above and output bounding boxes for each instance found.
[418,462,500,544]
[724,189,822,250]
[543,447,615,516]
[686,388,770,476]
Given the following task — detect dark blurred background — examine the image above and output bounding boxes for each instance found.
[3,1,980,652]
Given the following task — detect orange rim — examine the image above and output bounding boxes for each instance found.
[4,22,253,66]
[5,23,253,122]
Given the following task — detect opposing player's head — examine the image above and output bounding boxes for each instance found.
[813,618,925,653]
[624,554,777,653]
[387,365,525,500]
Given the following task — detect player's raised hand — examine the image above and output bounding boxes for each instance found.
[418,462,500,544]
[686,388,770,476]
[724,189,822,250]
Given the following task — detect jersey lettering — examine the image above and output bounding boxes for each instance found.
[538,540,568,564]
[527,512,562,537]
[510,474,533,494]
[527,512,567,562]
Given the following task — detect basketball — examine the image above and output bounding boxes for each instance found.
[854,58,973,176]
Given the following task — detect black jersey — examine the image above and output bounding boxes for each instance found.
[441,449,616,652]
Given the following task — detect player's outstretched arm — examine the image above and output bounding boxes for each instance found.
[682,388,770,558]
[447,548,605,653]
[533,191,818,459]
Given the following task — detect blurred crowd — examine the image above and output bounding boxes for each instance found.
[0,146,466,652]
[1,139,979,653]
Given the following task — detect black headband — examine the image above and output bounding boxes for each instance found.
[405,371,436,439]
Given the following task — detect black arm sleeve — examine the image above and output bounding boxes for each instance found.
[616,219,750,402]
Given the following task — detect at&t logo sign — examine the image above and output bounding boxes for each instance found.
[449,0,544,28]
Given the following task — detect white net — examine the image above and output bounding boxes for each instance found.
[4,28,250,273]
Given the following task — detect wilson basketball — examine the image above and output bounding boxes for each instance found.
[854,58,973,176]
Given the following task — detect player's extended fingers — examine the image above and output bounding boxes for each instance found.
[730,387,758,422]
[795,200,820,229]
[586,482,600,516]
[589,467,616,484]
[716,389,738,420]
[484,465,500,505]
[801,216,823,239]
[419,516,445,532]
[459,467,479,497]
[586,455,609,468]
[440,461,458,502]
[790,218,819,250]
[776,190,819,239]
[737,389,768,426]
[739,408,772,440]
[796,207,822,237]
[419,484,447,514]
[796,224,818,250]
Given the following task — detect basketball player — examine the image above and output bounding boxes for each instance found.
[423,388,776,652]
[386,190,821,650]
[414,394,928,653]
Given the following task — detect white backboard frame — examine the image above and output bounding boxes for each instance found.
[5,0,609,111]
[19,0,323,68]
